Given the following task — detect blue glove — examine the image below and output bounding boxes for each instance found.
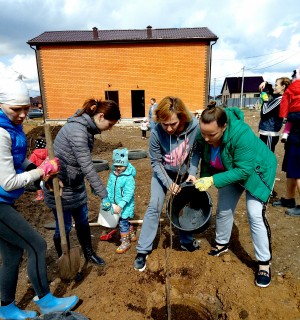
[101,197,112,211]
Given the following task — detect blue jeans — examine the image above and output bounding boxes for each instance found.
[136,174,193,254]
[216,184,271,263]
[52,203,89,239]
[119,217,130,233]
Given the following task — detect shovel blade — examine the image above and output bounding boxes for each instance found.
[100,228,117,241]
[57,246,81,281]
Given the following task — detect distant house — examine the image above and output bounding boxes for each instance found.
[27,26,218,120]
[30,96,43,109]
[221,76,263,107]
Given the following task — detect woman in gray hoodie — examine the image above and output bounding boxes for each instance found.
[134,96,201,272]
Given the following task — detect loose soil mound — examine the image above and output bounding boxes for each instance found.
[12,113,300,319]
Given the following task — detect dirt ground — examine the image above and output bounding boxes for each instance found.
[13,109,300,319]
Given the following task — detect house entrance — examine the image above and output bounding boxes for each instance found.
[105,91,119,107]
[131,90,145,117]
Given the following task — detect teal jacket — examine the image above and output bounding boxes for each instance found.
[196,107,277,203]
[106,162,136,219]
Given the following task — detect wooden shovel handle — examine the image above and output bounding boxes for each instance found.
[44,124,69,254]
[80,218,165,227]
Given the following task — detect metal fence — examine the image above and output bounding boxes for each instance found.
[225,97,260,109]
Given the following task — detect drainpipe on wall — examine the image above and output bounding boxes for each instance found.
[208,40,217,106]
[29,45,46,124]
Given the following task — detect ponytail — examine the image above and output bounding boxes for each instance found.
[76,98,121,121]
[201,103,227,127]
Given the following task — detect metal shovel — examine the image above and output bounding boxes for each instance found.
[44,124,81,281]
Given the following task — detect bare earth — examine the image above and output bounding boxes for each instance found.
[15,110,300,319]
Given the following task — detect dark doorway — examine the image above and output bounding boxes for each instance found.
[105,91,119,107]
[131,90,145,117]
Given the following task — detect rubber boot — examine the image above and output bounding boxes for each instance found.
[34,189,44,201]
[33,292,78,315]
[53,235,70,258]
[129,225,137,242]
[116,232,131,254]
[76,224,105,266]
[0,301,37,319]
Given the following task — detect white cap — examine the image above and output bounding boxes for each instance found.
[0,73,30,106]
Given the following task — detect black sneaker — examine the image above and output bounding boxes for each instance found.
[272,197,296,208]
[208,244,229,256]
[134,253,148,272]
[255,268,271,288]
[180,239,200,252]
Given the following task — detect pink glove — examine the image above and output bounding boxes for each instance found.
[38,157,60,181]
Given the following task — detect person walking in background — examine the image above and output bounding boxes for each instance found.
[258,77,291,152]
[105,148,137,253]
[273,67,300,216]
[148,97,158,130]
[140,117,149,139]
[0,74,78,319]
[134,96,201,272]
[194,104,276,288]
[44,98,121,266]
[29,136,48,201]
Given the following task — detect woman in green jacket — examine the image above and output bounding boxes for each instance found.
[195,103,276,288]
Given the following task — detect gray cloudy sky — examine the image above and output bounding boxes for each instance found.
[0,0,299,97]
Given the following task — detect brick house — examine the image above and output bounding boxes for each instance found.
[27,26,218,120]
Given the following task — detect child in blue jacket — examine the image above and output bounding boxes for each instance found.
[106,148,136,253]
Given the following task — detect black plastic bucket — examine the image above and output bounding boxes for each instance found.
[166,183,212,233]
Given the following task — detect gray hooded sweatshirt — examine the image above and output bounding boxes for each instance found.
[149,116,200,188]
[44,112,107,210]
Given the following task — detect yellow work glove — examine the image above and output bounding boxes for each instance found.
[194,177,214,191]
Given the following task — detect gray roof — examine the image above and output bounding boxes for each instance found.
[27,27,218,46]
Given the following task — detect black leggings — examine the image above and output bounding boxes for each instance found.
[0,203,50,303]
[259,134,279,153]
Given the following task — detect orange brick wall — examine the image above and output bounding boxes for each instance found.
[38,42,209,120]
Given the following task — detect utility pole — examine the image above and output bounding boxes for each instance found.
[240,66,245,108]
[213,78,216,100]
